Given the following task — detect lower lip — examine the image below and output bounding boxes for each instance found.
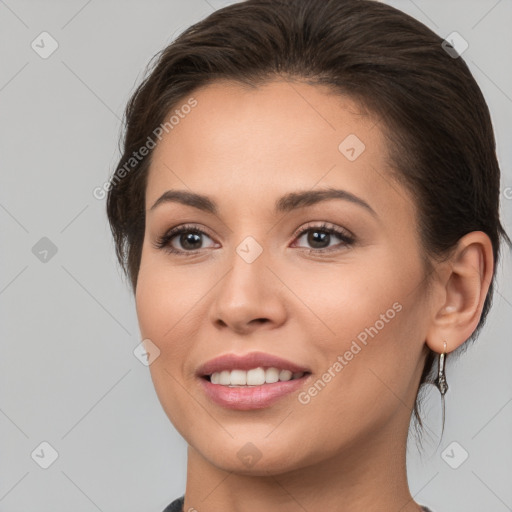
[199,374,311,410]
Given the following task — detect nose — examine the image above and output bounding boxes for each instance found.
[209,243,288,335]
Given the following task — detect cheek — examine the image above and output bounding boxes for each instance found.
[288,250,426,403]
[135,273,176,340]
[135,251,216,388]
[135,259,190,392]
[135,251,206,340]
[286,249,414,344]
[135,261,202,436]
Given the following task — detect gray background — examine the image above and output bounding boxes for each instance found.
[1,0,511,511]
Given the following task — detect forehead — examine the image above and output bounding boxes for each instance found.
[145,79,408,222]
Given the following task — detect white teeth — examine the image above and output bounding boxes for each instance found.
[279,369,293,381]
[247,367,266,385]
[265,367,279,384]
[208,367,305,386]
[219,370,231,385]
[230,369,247,385]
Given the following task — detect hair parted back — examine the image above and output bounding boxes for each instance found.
[106,0,511,440]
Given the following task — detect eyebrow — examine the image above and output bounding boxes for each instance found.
[149,188,377,218]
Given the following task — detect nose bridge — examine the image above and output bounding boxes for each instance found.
[210,233,286,332]
[219,235,269,308]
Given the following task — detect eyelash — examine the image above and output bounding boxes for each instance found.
[152,222,356,257]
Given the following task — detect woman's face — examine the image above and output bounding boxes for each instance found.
[136,80,433,474]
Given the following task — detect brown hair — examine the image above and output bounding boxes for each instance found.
[106,0,511,439]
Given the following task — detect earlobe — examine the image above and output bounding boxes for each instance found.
[425,231,494,354]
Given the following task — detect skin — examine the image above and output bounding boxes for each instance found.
[135,80,494,512]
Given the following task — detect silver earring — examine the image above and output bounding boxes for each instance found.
[435,340,448,439]
[435,340,448,396]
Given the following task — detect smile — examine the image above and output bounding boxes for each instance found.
[207,367,307,386]
[200,371,312,410]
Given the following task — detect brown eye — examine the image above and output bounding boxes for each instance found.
[176,231,204,250]
[302,229,331,249]
[293,223,355,252]
[153,224,217,255]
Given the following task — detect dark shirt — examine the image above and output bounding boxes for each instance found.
[162,495,184,512]
[163,495,434,511]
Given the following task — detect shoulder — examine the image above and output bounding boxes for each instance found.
[162,494,184,512]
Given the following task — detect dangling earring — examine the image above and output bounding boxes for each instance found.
[435,340,448,438]
[435,340,448,396]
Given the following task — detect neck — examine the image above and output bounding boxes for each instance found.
[182,410,424,512]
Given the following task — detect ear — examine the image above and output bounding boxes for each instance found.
[425,231,494,355]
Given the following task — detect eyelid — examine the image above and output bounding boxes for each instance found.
[291,221,355,241]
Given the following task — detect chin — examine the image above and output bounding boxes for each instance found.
[195,437,317,477]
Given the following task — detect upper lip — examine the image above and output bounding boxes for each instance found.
[196,351,311,377]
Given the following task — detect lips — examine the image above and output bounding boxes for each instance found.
[200,374,311,410]
[196,351,311,377]
[195,352,312,410]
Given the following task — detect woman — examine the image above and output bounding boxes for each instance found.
[106,0,510,510]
